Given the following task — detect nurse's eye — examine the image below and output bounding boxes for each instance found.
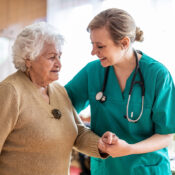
[97,46,105,49]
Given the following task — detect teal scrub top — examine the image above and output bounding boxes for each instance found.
[65,52,175,175]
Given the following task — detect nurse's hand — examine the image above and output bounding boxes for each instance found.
[98,131,119,154]
[99,132,133,157]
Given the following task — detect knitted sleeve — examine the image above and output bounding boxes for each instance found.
[73,107,108,158]
[0,83,19,153]
[57,84,108,158]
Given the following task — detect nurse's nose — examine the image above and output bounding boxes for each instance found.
[91,47,97,56]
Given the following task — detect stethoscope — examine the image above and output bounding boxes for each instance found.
[96,50,145,123]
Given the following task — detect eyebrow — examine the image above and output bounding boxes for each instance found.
[47,52,57,55]
[91,42,104,45]
[47,52,62,56]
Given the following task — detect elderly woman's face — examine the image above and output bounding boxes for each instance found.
[27,42,61,85]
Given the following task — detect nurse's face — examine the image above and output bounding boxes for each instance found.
[90,27,125,67]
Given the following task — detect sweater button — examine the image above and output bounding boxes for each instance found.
[52,109,62,119]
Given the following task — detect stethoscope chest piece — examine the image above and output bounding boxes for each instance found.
[96,91,106,102]
[96,91,103,100]
[95,67,109,103]
[95,50,145,123]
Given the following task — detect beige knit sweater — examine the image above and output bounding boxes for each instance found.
[0,71,101,175]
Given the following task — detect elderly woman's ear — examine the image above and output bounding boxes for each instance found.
[25,59,32,73]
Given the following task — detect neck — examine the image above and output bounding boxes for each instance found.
[113,48,136,72]
[25,71,49,90]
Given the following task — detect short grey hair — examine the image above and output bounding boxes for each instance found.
[12,22,64,72]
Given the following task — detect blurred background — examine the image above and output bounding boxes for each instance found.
[0,0,175,174]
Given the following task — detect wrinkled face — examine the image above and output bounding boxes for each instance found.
[90,27,124,67]
[27,42,62,85]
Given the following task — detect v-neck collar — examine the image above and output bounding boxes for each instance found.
[18,70,54,108]
[109,66,135,101]
[107,54,144,101]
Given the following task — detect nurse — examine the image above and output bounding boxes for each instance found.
[65,8,175,175]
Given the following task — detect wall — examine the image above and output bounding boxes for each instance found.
[0,0,46,30]
[0,0,47,81]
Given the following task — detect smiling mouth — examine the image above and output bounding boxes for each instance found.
[51,70,59,73]
[100,57,106,61]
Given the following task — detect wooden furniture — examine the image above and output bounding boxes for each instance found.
[0,0,46,38]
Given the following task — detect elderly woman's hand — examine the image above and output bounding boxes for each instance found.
[98,131,118,154]
[98,132,133,158]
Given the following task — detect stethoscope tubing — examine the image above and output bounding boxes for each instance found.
[95,49,145,123]
[126,95,144,123]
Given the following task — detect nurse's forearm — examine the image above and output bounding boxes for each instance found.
[99,133,173,157]
[131,134,173,154]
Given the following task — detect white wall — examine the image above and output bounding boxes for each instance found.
[47,0,175,86]
[0,0,174,82]
[0,38,16,81]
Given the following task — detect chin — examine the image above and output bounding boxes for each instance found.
[51,75,59,82]
[100,62,109,68]
[54,76,59,81]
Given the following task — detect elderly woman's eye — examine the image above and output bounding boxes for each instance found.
[50,56,55,60]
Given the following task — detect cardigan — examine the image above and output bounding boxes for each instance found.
[0,70,101,175]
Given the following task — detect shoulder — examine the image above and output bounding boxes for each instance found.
[140,52,174,93]
[66,60,103,85]
[140,52,172,79]
[0,81,16,93]
[50,82,73,106]
[86,60,101,67]
[0,81,19,105]
[84,60,101,71]
[76,60,104,79]
[0,72,19,95]
[75,60,102,75]
[2,70,27,88]
[51,82,67,95]
[0,71,32,106]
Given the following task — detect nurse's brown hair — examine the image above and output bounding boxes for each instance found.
[87,8,144,44]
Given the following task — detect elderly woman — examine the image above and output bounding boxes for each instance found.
[0,22,113,175]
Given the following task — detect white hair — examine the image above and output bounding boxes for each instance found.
[12,22,64,72]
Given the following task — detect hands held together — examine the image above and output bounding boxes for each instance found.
[98,131,133,158]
